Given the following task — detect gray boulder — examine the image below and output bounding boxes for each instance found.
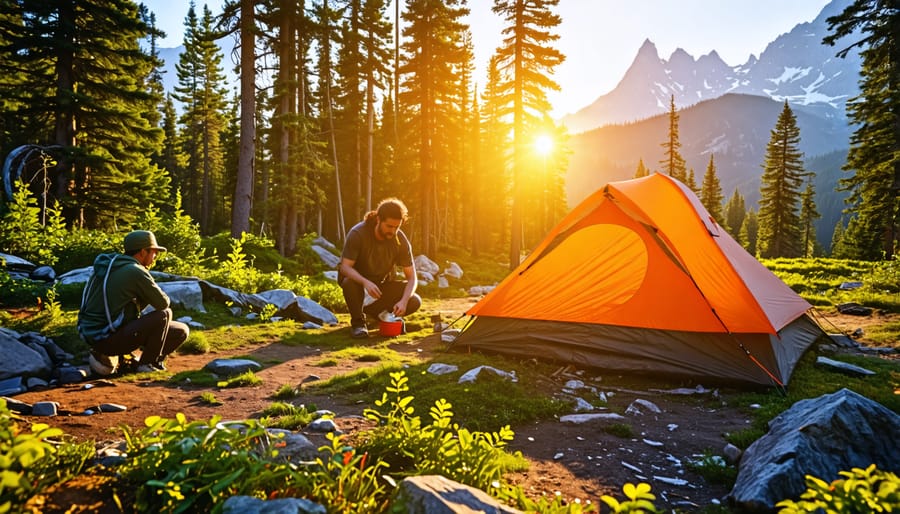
[729,388,900,512]
[0,333,51,380]
[204,358,262,376]
[394,475,523,514]
[311,245,340,268]
[31,265,56,281]
[158,280,207,312]
[56,266,92,286]
[222,496,325,514]
[256,289,296,309]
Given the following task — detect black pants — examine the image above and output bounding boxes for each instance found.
[340,278,422,328]
[91,308,189,365]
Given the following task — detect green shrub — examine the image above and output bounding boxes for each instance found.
[776,464,900,513]
[0,399,92,511]
[358,370,520,491]
[0,179,66,267]
[53,228,119,273]
[118,414,300,512]
[0,263,44,308]
[118,412,391,513]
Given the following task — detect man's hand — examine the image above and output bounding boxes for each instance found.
[363,279,382,299]
[392,298,409,317]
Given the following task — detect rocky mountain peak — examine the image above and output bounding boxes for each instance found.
[560,0,860,134]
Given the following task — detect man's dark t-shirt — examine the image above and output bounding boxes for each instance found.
[341,220,414,283]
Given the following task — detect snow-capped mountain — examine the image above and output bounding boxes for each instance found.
[560,0,861,134]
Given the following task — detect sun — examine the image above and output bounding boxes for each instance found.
[534,134,554,156]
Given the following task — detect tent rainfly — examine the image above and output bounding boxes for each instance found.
[455,173,825,386]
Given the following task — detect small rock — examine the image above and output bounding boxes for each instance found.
[560,413,625,424]
[816,356,876,377]
[32,401,59,417]
[643,439,664,447]
[723,443,742,464]
[307,418,339,433]
[621,461,643,474]
[653,475,689,486]
[302,375,321,383]
[98,403,127,413]
[553,452,564,460]
[427,363,459,375]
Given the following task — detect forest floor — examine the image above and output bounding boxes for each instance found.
[12,298,899,513]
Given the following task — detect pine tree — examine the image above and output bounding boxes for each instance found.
[831,218,846,257]
[0,0,169,228]
[492,0,564,270]
[799,177,821,258]
[740,208,759,256]
[477,54,512,256]
[174,3,229,234]
[700,154,724,222]
[160,94,183,183]
[686,168,697,193]
[659,95,687,183]
[634,158,649,178]
[824,2,900,260]
[757,101,806,258]
[724,188,746,238]
[399,0,470,256]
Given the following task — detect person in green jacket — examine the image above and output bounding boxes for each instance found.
[77,230,189,375]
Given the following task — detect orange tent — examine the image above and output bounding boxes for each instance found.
[457,173,824,386]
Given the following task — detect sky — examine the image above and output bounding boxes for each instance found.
[144,0,833,117]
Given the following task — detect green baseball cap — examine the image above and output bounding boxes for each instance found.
[124,230,167,253]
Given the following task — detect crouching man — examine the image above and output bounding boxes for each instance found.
[77,230,189,374]
[338,198,422,338]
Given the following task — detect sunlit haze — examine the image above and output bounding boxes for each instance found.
[145,0,831,118]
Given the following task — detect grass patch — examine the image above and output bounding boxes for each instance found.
[272,384,300,399]
[178,332,210,354]
[726,351,900,448]
[216,370,262,388]
[687,450,738,486]
[603,423,634,438]
[315,354,569,432]
[259,401,317,430]
[170,369,220,387]
[197,392,222,406]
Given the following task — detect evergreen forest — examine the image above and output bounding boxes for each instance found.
[0,0,897,264]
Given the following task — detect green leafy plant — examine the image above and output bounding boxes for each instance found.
[197,392,222,406]
[358,370,520,491]
[600,482,662,513]
[118,413,297,512]
[258,303,278,322]
[776,464,900,513]
[0,399,91,512]
[0,179,65,267]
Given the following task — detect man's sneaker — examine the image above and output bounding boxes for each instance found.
[134,363,156,373]
[152,360,167,371]
[351,326,368,339]
[89,351,118,376]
